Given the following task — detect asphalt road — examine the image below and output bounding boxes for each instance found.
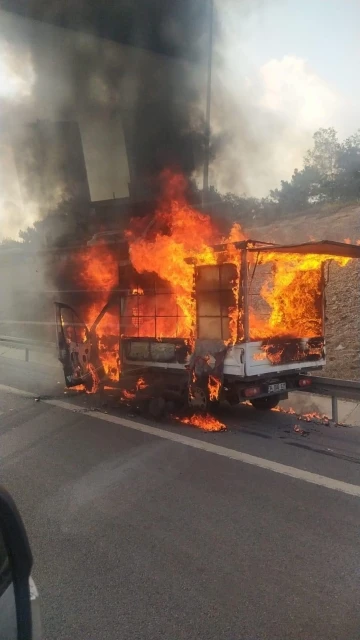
[1,355,360,640]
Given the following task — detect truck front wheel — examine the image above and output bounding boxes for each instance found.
[250,395,280,411]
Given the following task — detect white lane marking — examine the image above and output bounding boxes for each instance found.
[1,383,360,498]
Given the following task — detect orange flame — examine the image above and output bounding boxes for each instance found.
[65,170,352,394]
[136,376,148,390]
[253,352,267,361]
[65,384,85,393]
[176,413,225,432]
[271,406,296,414]
[208,375,221,401]
[61,242,120,381]
[122,389,135,400]
[126,170,243,341]
[301,411,330,424]
[250,251,350,339]
[271,406,330,424]
[126,176,216,338]
[79,243,118,306]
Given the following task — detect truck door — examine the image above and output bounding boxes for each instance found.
[195,263,238,342]
[54,302,96,390]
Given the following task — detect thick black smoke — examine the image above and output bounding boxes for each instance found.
[4,0,214,203]
[0,1,219,322]
[0,2,225,343]
[1,1,208,60]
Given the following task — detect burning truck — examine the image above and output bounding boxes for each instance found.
[54,173,360,417]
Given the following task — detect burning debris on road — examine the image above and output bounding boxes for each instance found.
[271,405,346,427]
[293,425,310,437]
[173,413,226,432]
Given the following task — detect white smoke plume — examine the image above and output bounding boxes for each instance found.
[211,2,341,197]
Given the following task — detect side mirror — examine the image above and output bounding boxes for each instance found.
[0,487,33,640]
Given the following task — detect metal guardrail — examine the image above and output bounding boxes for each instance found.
[303,376,360,422]
[308,376,360,402]
[0,335,359,422]
[0,335,56,362]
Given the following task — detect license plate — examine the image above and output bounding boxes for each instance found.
[268,382,286,394]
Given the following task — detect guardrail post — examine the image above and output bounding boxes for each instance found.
[25,348,29,362]
[331,395,338,423]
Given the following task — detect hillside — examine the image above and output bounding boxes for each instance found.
[246,204,360,381]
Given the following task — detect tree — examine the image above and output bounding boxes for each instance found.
[206,186,262,227]
[17,199,92,249]
[304,128,340,200]
[269,165,322,212]
[336,130,360,200]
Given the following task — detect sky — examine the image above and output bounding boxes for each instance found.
[1,1,360,237]
[213,0,360,195]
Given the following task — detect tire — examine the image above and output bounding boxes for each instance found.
[209,398,221,413]
[148,397,166,420]
[250,395,280,411]
[188,386,208,412]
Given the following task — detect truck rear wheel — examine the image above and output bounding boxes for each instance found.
[188,386,208,412]
[250,395,280,411]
